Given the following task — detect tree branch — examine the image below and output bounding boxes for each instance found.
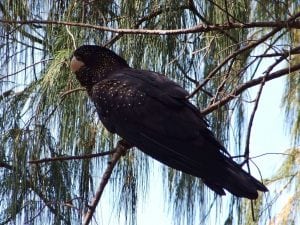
[186,11,300,99]
[0,58,52,81]
[104,5,191,47]
[1,14,300,35]
[60,87,85,98]
[187,26,282,99]
[201,62,300,115]
[82,140,131,225]
[242,78,265,168]
[28,150,116,164]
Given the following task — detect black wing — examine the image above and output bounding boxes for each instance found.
[90,68,222,148]
[90,68,267,198]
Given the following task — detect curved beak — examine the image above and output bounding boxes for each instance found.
[70,56,85,73]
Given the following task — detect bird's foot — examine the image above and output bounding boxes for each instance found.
[118,139,134,155]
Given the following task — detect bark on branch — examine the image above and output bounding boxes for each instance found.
[28,150,115,164]
[187,26,282,99]
[82,140,131,225]
[201,63,300,115]
[1,13,300,36]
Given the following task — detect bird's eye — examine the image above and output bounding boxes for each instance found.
[75,55,83,62]
[70,55,82,62]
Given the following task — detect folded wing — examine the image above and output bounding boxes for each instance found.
[90,68,267,199]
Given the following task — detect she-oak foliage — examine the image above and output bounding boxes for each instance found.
[0,0,299,225]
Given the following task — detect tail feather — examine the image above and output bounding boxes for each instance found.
[224,166,267,199]
[204,158,268,199]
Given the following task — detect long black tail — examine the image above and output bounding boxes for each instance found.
[204,158,268,199]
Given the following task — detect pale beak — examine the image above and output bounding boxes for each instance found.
[70,56,85,73]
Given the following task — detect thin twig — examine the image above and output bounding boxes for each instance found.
[188,0,209,24]
[43,87,85,124]
[209,58,235,104]
[242,44,299,163]
[243,78,265,165]
[82,140,131,225]
[105,4,192,47]
[230,152,291,160]
[104,5,191,46]
[1,15,300,35]
[0,58,52,81]
[187,11,300,99]
[65,25,76,50]
[60,87,85,99]
[28,150,116,164]
[207,0,243,23]
[241,41,299,164]
[251,152,291,159]
[188,26,282,99]
[200,62,300,115]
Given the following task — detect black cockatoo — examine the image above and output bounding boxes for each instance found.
[70,45,267,199]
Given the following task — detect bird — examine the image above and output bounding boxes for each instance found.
[70,45,268,199]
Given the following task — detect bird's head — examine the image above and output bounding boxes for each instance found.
[70,45,128,88]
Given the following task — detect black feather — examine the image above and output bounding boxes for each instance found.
[72,45,268,199]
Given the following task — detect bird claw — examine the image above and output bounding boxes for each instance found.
[118,139,134,150]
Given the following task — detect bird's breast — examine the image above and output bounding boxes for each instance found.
[91,80,147,119]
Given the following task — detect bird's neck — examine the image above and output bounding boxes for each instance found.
[75,64,128,90]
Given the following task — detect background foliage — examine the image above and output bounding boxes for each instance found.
[0,0,300,224]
